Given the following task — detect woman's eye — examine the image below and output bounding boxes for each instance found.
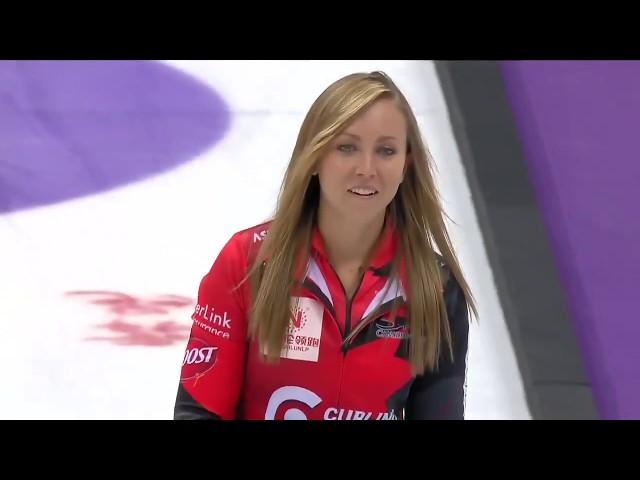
[338,144,356,153]
[379,146,396,156]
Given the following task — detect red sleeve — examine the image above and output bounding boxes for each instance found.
[177,233,249,420]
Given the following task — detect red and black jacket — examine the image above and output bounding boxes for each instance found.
[174,220,469,420]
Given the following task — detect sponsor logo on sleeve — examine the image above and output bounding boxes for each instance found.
[180,337,218,383]
[192,303,232,339]
[253,229,268,243]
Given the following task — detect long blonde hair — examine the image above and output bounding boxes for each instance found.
[244,71,477,375]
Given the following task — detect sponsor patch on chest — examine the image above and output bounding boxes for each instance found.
[280,297,324,362]
[374,318,410,340]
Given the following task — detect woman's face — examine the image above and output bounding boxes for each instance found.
[316,98,409,224]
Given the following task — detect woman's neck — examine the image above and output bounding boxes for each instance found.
[317,204,386,269]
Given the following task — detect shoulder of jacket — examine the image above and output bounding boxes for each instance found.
[222,220,274,271]
[230,220,273,246]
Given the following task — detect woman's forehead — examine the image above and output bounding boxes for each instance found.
[338,100,407,137]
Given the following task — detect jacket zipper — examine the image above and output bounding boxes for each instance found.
[328,264,366,409]
[325,262,366,343]
[343,273,365,343]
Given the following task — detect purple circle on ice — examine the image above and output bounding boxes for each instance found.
[0,60,231,214]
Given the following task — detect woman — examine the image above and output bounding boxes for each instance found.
[174,71,477,420]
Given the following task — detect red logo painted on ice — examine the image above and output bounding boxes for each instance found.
[66,290,193,347]
[181,337,218,382]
